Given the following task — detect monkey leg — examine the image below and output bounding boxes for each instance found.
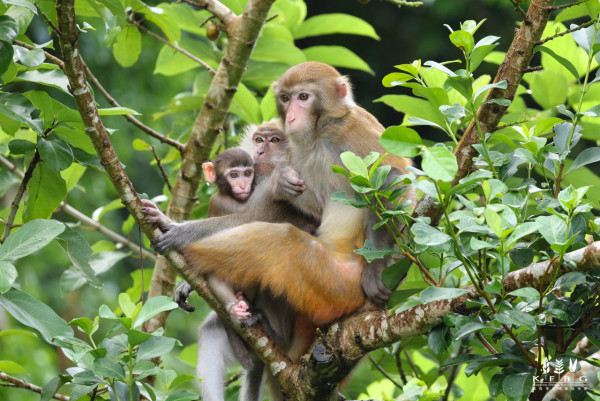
[182,222,365,326]
[239,354,266,401]
[197,312,242,401]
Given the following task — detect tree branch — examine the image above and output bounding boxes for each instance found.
[413,0,556,224]
[0,155,155,261]
[0,370,69,401]
[82,62,185,152]
[178,0,236,28]
[1,151,40,242]
[134,21,217,77]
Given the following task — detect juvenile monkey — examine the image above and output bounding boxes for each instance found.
[149,62,413,327]
[143,121,317,401]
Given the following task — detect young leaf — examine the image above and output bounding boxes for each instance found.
[379,126,422,158]
[24,163,67,221]
[0,261,17,293]
[421,146,458,182]
[133,296,178,328]
[449,30,475,54]
[536,215,568,245]
[113,25,141,67]
[340,151,368,178]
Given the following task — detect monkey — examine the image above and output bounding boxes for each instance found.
[148,62,413,329]
[143,120,319,401]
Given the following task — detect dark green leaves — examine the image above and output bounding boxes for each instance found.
[38,137,74,171]
[379,126,422,158]
[0,16,17,76]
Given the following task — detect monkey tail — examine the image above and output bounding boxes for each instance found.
[181,222,365,326]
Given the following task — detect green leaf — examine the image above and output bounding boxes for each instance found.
[0,41,14,76]
[535,45,580,81]
[97,107,140,116]
[530,70,568,109]
[154,38,217,76]
[340,151,368,178]
[0,92,43,134]
[505,222,539,248]
[379,126,422,158]
[128,329,152,347]
[449,30,474,54]
[0,261,17,293]
[411,222,451,246]
[484,207,503,238]
[230,83,261,124]
[133,296,178,328]
[143,5,181,44]
[0,219,64,262]
[93,358,126,380]
[8,139,36,155]
[14,46,44,68]
[499,310,537,330]
[303,46,373,75]
[0,15,19,43]
[421,146,458,182]
[354,240,396,263]
[38,136,74,171]
[0,288,73,344]
[473,80,508,101]
[454,322,489,340]
[137,335,179,360]
[502,373,533,401]
[24,162,67,221]
[420,287,471,304]
[113,25,141,67]
[16,70,71,94]
[382,72,414,87]
[0,360,27,374]
[445,76,474,101]
[164,390,199,401]
[571,23,596,53]
[253,37,305,65]
[69,317,95,335]
[508,287,540,300]
[375,94,446,129]
[536,215,567,245]
[292,13,379,40]
[41,375,69,401]
[119,292,136,318]
[56,227,101,288]
[567,147,600,174]
[553,271,586,291]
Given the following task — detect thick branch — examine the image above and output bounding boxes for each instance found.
[343,241,600,353]
[0,370,69,401]
[0,155,155,261]
[413,0,555,224]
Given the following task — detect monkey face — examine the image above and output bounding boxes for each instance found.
[225,167,254,201]
[253,131,285,163]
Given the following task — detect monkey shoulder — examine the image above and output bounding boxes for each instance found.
[208,193,247,217]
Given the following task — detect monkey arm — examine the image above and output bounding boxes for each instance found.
[271,166,306,201]
[180,222,366,326]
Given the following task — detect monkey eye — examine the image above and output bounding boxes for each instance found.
[244,170,253,177]
[229,172,239,178]
[254,137,264,143]
[270,137,280,143]
[280,94,290,102]
[298,92,309,101]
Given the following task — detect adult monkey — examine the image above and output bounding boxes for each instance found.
[154,61,412,326]
[144,121,318,401]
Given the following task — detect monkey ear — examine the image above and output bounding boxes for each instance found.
[202,162,217,183]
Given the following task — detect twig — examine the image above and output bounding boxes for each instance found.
[82,63,185,152]
[550,0,586,10]
[475,333,497,354]
[0,155,156,261]
[383,0,423,6]
[150,145,173,191]
[134,21,216,76]
[177,0,236,27]
[0,370,69,401]
[1,151,40,242]
[508,0,529,22]
[224,371,243,386]
[13,40,64,68]
[537,19,595,46]
[367,355,403,389]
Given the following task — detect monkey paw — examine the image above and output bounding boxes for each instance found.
[276,167,306,200]
[150,224,186,254]
[361,264,391,307]
[240,312,262,328]
[174,281,195,312]
[140,199,173,230]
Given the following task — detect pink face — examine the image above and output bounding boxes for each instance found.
[277,90,314,136]
[253,131,284,163]
[225,167,254,200]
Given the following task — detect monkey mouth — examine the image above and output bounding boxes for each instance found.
[237,191,251,200]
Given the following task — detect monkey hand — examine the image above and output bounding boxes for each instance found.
[141,199,173,231]
[174,280,195,312]
[361,260,391,307]
[274,167,306,200]
[230,292,261,327]
[150,222,192,254]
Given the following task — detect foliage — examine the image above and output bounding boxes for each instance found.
[336,11,600,401]
[0,0,599,400]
